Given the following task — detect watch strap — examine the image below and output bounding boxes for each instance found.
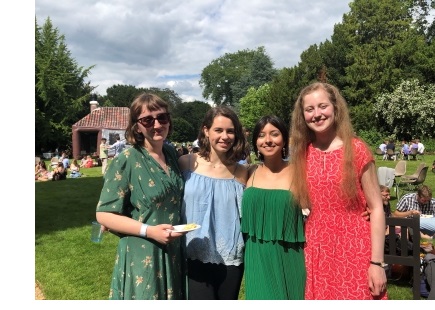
[370,261,387,268]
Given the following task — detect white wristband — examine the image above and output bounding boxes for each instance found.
[139,224,148,237]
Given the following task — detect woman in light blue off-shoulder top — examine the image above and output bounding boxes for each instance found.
[178,106,249,300]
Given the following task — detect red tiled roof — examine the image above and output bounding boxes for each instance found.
[73,107,130,129]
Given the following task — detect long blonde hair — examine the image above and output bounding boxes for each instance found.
[290,82,358,209]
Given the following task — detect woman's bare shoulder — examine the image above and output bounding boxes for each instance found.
[233,163,249,184]
[247,163,259,177]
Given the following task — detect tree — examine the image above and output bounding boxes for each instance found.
[171,100,211,137]
[103,85,182,110]
[231,47,277,111]
[239,84,271,131]
[278,0,435,132]
[35,17,94,154]
[373,79,435,139]
[103,84,141,107]
[199,47,276,108]
[341,0,430,107]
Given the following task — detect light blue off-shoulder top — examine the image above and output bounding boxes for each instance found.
[181,168,245,266]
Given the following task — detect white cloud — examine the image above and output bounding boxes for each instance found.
[35,0,352,101]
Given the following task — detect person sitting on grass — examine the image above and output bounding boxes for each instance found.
[35,161,42,180]
[52,162,67,181]
[69,159,82,178]
[80,155,94,168]
[35,161,52,181]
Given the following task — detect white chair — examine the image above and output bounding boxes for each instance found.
[377,167,397,197]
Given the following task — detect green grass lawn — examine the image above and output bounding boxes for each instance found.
[35,156,435,300]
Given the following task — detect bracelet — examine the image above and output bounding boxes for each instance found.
[139,224,148,237]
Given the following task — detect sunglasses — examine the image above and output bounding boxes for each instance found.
[137,113,170,128]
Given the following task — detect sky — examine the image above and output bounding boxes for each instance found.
[34,0,353,103]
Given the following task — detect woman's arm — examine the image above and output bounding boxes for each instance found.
[97,212,184,245]
[177,153,191,172]
[361,161,387,297]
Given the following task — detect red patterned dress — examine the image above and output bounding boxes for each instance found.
[304,138,387,300]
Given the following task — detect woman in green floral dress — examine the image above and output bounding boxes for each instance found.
[96,93,186,300]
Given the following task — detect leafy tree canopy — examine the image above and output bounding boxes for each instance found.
[374,79,435,139]
[199,46,276,108]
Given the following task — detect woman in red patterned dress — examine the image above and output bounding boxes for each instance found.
[290,82,387,300]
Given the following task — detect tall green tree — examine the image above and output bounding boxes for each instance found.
[35,17,94,153]
[264,67,299,126]
[199,47,276,108]
[343,0,421,105]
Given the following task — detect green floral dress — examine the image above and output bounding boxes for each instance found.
[96,144,186,300]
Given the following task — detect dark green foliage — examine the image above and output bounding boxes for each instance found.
[103,85,182,111]
[357,129,387,149]
[421,138,435,153]
[266,67,304,126]
[103,84,141,107]
[171,100,211,137]
[35,17,94,154]
[349,103,377,133]
[170,117,196,142]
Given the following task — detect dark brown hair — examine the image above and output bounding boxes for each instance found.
[197,106,246,162]
[252,115,289,161]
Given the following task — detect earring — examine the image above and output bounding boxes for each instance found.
[257,150,261,158]
[282,147,286,158]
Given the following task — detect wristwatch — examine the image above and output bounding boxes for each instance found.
[370,261,388,268]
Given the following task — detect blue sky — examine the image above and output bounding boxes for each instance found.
[34,0,352,102]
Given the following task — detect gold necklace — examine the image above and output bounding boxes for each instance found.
[144,147,168,172]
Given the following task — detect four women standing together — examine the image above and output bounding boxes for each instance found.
[96,82,387,300]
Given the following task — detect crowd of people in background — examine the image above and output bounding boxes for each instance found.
[379,138,426,161]
[35,149,105,181]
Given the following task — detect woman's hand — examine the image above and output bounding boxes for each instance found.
[368,264,387,297]
[361,208,371,221]
[147,224,187,245]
